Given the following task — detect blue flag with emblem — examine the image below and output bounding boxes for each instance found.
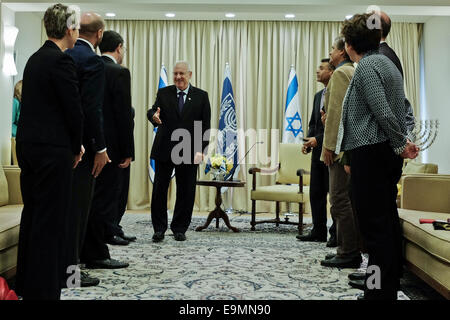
[149,64,169,183]
[205,63,239,181]
[282,66,303,143]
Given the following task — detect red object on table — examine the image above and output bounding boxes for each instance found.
[0,277,18,300]
[419,218,450,224]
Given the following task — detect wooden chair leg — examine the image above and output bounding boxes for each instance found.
[298,202,304,235]
[275,201,280,226]
[251,200,256,231]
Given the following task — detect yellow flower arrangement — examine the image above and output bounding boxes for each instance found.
[210,154,233,174]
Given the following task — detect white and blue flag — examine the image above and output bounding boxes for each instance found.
[149,64,169,183]
[205,63,239,181]
[282,66,303,143]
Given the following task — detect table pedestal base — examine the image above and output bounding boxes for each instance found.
[195,185,239,232]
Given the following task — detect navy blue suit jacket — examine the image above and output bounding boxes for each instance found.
[66,40,106,153]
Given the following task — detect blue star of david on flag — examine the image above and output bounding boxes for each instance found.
[282,66,303,143]
[285,112,303,137]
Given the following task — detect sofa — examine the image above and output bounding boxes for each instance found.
[398,174,450,299]
[0,165,22,279]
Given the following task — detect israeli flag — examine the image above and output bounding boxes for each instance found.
[149,64,169,184]
[205,63,239,181]
[282,66,303,143]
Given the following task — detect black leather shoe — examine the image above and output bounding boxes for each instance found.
[320,255,362,268]
[80,271,100,287]
[106,235,130,246]
[174,233,186,241]
[121,234,137,242]
[357,293,366,300]
[296,231,327,242]
[348,272,366,281]
[349,279,365,290]
[152,232,165,242]
[326,236,337,248]
[325,253,336,260]
[85,258,129,269]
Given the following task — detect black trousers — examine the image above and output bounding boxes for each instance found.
[64,152,98,266]
[80,162,119,262]
[114,165,130,237]
[96,162,124,239]
[351,142,403,300]
[15,142,73,300]
[151,161,198,234]
[309,160,335,238]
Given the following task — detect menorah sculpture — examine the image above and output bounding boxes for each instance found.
[411,119,439,151]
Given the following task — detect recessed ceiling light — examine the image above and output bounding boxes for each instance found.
[225,13,236,18]
[105,13,116,17]
[166,13,176,18]
[346,15,353,20]
[285,14,295,19]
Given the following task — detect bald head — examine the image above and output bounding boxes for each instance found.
[80,12,104,36]
[79,12,105,48]
[380,11,391,40]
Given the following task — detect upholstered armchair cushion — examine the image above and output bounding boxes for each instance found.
[0,166,9,207]
[403,161,438,175]
[3,166,22,205]
[277,143,311,185]
[251,185,309,202]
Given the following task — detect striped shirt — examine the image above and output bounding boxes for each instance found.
[336,50,408,155]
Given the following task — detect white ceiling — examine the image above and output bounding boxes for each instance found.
[3,0,450,22]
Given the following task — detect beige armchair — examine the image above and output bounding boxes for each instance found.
[249,143,311,234]
[397,161,438,207]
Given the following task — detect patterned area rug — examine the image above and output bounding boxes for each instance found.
[60,213,434,300]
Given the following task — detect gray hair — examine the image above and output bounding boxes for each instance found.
[175,60,192,72]
[44,3,80,39]
[333,36,350,60]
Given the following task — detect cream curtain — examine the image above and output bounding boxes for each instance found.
[42,20,423,213]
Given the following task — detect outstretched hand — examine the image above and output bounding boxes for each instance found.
[152,107,162,125]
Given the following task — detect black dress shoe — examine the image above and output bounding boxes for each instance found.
[106,235,130,246]
[80,271,100,287]
[121,234,137,242]
[324,253,336,260]
[152,232,165,242]
[320,255,362,268]
[349,279,365,290]
[85,258,129,269]
[348,272,366,281]
[357,293,366,300]
[326,236,337,248]
[296,231,327,242]
[174,233,186,241]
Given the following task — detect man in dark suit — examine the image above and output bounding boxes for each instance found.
[15,4,83,299]
[96,30,135,246]
[379,11,415,134]
[147,61,211,242]
[65,12,126,282]
[379,12,403,78]
[297,59,336,245]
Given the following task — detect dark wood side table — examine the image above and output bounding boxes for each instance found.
[195,180,245,232]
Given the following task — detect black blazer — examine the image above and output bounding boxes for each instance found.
[379,42,404,78]
[65,40,106,153]
[16,40,83,155]
[307,89,325,162]
[100,56,135,163]
[147,85,211,163]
